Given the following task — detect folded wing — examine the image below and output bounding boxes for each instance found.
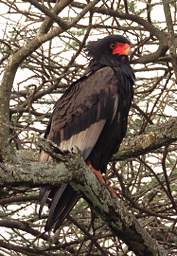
[39,66,120,231]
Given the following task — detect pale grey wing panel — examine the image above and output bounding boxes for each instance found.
[59,120,106,159]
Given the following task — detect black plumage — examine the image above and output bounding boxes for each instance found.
[39,35,135,231]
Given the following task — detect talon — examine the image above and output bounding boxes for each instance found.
[107,185,118,198]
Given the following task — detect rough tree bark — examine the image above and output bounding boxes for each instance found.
[115,117,177,160]
[0,1,176,255]
[0,140,168,256]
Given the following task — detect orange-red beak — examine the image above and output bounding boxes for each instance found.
[112,43,130,56]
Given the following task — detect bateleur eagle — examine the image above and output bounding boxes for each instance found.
[39,35,135,231]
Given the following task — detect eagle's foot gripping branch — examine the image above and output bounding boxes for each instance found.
[86,161,118,198]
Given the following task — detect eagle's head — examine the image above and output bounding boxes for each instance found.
[86,35,131,59]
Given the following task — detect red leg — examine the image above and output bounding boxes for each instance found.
[86,160,118,198]
[91,168,106,185]
[86,160,106,184]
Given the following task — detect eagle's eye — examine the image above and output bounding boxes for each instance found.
[110,43,116,49]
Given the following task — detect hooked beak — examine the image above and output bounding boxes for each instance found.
[123,44,131,55]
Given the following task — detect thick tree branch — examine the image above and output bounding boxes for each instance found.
[0,147,166,255]
[2,116,176,167]
[0,155,77,187]
[3,117,176,167]
[114,117,177,161]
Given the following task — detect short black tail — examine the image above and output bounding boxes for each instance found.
[39,184,80,232]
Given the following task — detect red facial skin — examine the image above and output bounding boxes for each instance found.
[112,43,130,55]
